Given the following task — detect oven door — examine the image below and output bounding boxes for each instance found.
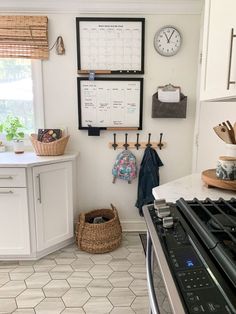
[144,206,186,314]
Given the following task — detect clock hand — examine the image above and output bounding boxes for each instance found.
[167,30,175,42]
[164,32,169,42]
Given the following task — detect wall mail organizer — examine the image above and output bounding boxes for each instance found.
[109,133,165,150]
[77,77,143,134]
[76,17,145,74]
[152,84,187,118]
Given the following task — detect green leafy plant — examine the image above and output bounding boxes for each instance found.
[0,116,25,141]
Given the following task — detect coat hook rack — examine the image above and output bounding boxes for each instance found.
[112,133,118,150]
[158,132,163,150]
[134,133,141,150]
[146,133,152,148]
[109,133,166,150]
[123,133,129,150]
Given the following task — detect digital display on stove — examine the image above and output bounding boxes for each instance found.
[179,255,200,269]
[186,259,194,267]
[171,247,201,269]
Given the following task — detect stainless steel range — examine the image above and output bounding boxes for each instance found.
[143,197,236,314]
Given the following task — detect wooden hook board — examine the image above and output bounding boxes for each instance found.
[109,141,166,150]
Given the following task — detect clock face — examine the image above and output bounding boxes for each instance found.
[154,26,182,56]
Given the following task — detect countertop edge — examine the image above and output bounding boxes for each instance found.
[0,152,79,167]
[152,173,236,201]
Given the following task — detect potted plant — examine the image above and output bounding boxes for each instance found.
[0,116,25,153]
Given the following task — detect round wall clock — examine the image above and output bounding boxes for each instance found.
[154,26,182,57]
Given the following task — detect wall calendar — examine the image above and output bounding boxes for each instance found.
[77,77,143,130]
[76,18,145,74]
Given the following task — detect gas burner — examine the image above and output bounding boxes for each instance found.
[207,214,236,232]
[223,240,236,255]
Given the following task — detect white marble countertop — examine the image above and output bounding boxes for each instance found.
[153,173,236,202]
[0,152,78,167]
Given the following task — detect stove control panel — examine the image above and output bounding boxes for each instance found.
[177,269,212,290]
[184,289,233,313]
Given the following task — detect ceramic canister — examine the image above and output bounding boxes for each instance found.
[225,144,236,157]
[216,156,236,181]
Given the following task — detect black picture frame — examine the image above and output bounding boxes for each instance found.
[76,17,145,74]
[77,77,143,130]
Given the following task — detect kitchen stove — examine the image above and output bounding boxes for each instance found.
[143,197,236,314]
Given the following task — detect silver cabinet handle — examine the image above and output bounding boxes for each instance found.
[37,174,42,203]
[0,190,13,194]
[146,231,160,314]
[227,28,236,90]
[0,176,13,180]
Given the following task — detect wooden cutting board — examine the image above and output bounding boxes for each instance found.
[201,169,236,191]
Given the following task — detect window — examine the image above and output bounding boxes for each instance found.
[0,58,44,137]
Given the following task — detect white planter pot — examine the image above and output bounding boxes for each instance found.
[13,140,24,154]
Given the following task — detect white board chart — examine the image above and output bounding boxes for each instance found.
[76,18,145,74]
[78,78,143,129]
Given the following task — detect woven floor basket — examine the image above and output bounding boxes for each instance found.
[76,204,122,254]
[30,134,69,156]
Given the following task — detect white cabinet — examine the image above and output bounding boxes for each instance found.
[0,153,76,260]
[33,162,73,251]
[0,168,30,255]
[200,0,236,101]
[0,168,26,187]
[0,187,30,255]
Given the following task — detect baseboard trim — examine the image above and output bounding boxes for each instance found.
[120,219,147,232]
[0,238,75,261]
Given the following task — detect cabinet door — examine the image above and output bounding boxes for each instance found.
[200,0,236,100]
[0,188,30,255]
[33,162,73,251]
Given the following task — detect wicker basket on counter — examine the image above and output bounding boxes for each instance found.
[76,204,122,254]
[30,134,70,156]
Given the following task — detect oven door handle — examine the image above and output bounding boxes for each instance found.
[146,231,160,314]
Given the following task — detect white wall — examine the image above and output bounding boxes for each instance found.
[194,101,236,172]
[41,13,200,230]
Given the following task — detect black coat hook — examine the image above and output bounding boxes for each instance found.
[134,133,141,150]
[146,133,152,148]
[158,132,163,150]
[123,133,129,150]
[112,133,118,150]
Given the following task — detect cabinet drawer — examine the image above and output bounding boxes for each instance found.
[0,168,26,187]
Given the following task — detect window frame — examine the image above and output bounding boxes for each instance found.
[32,59,45,131]
[0,59,45,148]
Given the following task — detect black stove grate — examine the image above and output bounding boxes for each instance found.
[195,198,236,242]
[176,197,236,288]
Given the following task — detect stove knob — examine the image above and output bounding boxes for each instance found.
[163,216,174,228]
[154,199,166,209]
[156,205,171,218]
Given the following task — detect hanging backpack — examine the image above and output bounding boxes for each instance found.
[112,150,137,184]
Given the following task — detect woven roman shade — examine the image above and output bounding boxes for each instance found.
[0,16,48,59]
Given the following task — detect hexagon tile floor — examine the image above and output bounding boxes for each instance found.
[0,233,151,314]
